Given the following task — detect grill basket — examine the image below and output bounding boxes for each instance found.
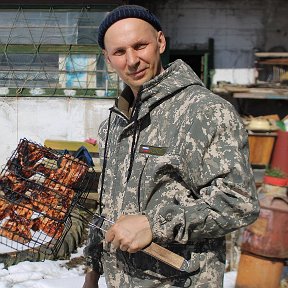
[0,138,96,256]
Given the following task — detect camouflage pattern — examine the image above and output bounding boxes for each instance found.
[85,59,260,287]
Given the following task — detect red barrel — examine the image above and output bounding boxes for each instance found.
[241,193,288,258]
[271,130,288,175]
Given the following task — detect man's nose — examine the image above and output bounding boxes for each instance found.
[126,49,139,67]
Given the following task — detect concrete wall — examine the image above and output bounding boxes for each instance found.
[138,0,288,85]
[0,97,113,167]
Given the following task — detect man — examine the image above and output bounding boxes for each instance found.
[83,5,259,288]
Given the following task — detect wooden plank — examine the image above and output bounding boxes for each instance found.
[0,87,117,98]
[44,139,99,153]
[255,52,288,58]
[93,158,101,173]
[233,93,288,100]
[0,44,101,54]
[44,139,101,173]
[258,58,288,65]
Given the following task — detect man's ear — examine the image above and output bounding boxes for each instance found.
[103,50,115,72]
[157,31,166,54]
[103,49,111,64]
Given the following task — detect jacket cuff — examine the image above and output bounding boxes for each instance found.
[144,205,185,243]
[84,245,104,274]
[83,229,104,274]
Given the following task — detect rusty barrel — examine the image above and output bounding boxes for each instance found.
[241,192,288,258]
[235,252,284,288]
[236,190,288,288]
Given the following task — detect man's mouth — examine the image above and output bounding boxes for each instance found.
[129,68,146,78]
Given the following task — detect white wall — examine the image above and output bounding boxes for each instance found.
[0,97,114,167]
[146,0,288,85]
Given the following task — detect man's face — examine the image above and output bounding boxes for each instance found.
[103,18,166,96]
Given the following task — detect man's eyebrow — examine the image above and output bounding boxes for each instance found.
[111,46,125,53]
[111,40,147,52]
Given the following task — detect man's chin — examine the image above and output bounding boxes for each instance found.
[132,75,153,86]
[127,79,148,90]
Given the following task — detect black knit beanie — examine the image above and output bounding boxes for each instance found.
[98,5,162,49]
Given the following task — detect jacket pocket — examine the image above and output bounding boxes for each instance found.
[137,153,182,205]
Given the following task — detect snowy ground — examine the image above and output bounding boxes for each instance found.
[0,246,237,288]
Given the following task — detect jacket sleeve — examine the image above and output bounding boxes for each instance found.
[83,171,104,273]
[83,121,107,273]
[144,101,260,244]
[83,224,104,273]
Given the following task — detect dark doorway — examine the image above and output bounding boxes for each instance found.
[169,53,203,79]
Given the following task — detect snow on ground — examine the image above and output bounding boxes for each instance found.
[0,246,237,288]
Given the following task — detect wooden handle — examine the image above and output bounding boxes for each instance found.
[143,242,189,271]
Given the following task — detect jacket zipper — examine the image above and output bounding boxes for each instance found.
[137,156,148,212]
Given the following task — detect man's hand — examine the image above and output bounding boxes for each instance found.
[82,270,100,288]
[105,215,152,253]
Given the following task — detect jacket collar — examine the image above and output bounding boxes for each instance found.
[115,85,135,118]
[115,59,204,119]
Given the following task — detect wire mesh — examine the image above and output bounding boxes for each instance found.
[0,138,95,256]
[0,7,120,96]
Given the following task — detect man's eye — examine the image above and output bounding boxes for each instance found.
[135,44,147,50]
[114,50,125,56]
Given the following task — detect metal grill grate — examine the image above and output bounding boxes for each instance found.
[0,138,95,256]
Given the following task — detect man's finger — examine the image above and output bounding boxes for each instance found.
[120,244,129,251]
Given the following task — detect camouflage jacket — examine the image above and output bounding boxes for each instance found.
[85,59,259,287]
